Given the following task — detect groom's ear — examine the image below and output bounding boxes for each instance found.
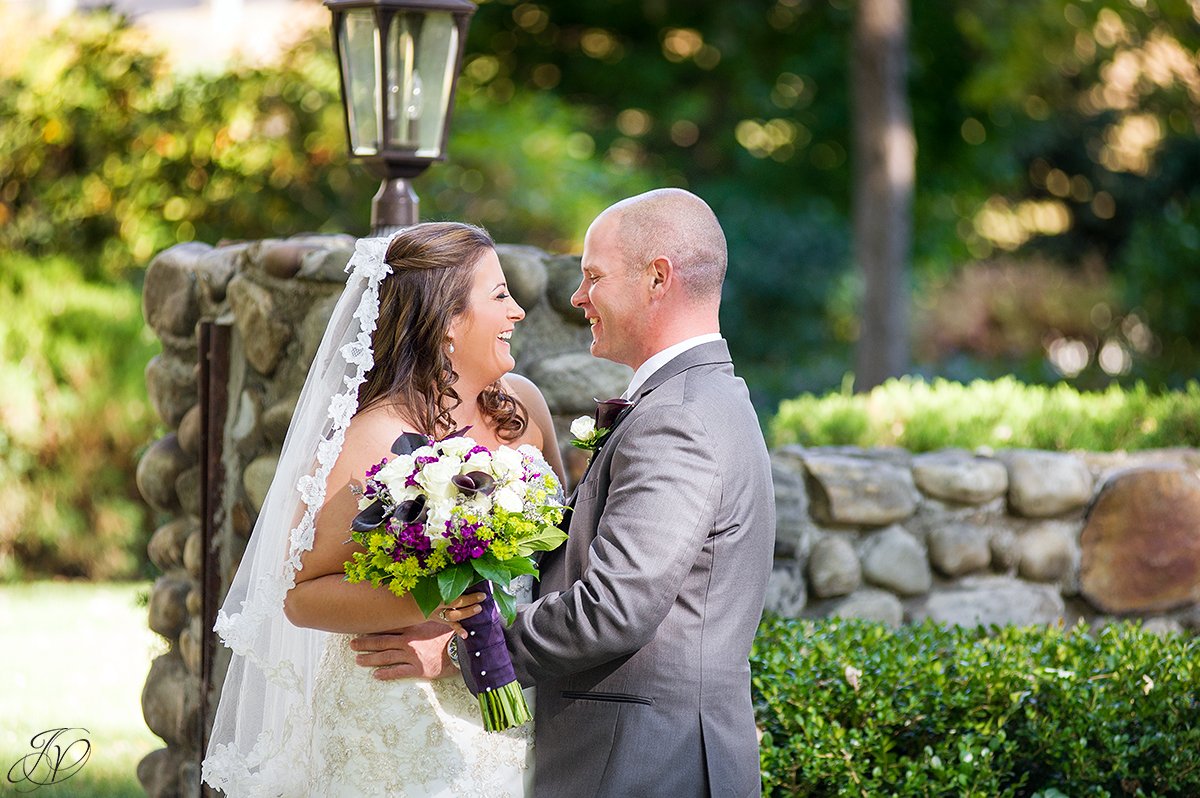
[647,256,674,298]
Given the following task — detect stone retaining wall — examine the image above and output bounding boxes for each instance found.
[136,235,1200,796]
[767,446,1200,632]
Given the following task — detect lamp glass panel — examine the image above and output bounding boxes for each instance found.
[338,9,381,156]
[385,11,457,157]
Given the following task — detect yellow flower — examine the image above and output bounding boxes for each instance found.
[490,541,518,560]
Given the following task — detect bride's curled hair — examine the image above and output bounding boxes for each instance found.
[356,222,527,440]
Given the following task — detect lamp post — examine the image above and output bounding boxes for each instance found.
[325,0,475,235]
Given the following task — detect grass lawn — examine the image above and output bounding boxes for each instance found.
[0,581,164,797]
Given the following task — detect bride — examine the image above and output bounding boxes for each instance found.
[201,222,565,797]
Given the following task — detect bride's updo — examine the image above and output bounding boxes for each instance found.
[356,222,527,441]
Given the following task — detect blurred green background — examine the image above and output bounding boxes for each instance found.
[1,0,1198,584]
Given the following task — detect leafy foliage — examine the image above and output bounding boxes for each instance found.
[770,376,1200,451]
[464,0,1200,396]
[1116,186,1200,384]
[753,617,1200,797]
[0,255,157,579]
[0,10,649,579]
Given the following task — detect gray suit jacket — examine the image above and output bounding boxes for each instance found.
[497,340,775,797]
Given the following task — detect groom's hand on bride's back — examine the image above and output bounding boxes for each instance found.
[351,621,456,681]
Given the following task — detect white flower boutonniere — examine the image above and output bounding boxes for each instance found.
[570,398,634,454]
[570,416,605,452]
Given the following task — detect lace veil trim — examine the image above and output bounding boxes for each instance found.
[202,235,395,796]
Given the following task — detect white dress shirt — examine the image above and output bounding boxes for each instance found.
[622,333,723,400]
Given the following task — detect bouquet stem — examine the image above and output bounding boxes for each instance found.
[478,680,532,732]
[459,581,531,732]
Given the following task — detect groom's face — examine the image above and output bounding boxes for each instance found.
[573,214,648,369]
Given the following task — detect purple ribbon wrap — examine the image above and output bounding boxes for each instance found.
[459,581,518,694]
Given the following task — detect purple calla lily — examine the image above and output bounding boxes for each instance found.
[351,498,391,532]
[595,398,634,431]
[394,496,427,525]
[452,471,496,496]
[439,425,473,441]
[391,432,429,456]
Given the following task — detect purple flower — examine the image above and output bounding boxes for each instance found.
[595,397,634,431]
[447,536,489,563]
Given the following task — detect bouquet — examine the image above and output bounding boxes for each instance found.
[343,430,566,731]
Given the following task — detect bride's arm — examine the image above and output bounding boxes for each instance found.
[283,411,452,634]
[504,373,566,487]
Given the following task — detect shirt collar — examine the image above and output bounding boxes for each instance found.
[622,333,723,400]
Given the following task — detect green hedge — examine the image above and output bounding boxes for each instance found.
[752,618,1200,797]
[770,376,1200,452]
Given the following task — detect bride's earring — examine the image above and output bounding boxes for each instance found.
[448,341,455,354]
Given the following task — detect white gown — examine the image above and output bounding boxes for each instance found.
[307,577,535,797]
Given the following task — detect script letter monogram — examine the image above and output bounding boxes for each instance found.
[6,727,91,791]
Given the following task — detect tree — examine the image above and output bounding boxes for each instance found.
[852,0,914,390]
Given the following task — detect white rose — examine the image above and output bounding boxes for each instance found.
[570,416,596,439]
[494,486,524,513]
[376,454,415,490]
[501,475,530,498]
[464,450,493,472]
[425,497,455,531]
[437,436,477,458]
[417,458,463,500]
[491,446,523,478]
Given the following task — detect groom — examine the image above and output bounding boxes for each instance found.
[356,188,775,796]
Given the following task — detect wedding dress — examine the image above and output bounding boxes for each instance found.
[202,232,537,797]
[307,576,535,798]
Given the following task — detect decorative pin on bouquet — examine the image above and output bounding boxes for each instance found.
[343,430,566,731]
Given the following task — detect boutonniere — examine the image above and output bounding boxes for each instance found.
[570,398,634,454]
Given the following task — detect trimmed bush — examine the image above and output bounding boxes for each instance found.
[770,376,1200,452]
[753,617,1200,797]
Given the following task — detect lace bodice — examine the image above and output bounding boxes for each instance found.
[305,577,535,797]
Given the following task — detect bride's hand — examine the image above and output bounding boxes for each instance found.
[436,591,486,636]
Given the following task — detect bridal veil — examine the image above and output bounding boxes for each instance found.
[202,234,396,796]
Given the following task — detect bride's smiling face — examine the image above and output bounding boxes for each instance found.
[447,249,525,385]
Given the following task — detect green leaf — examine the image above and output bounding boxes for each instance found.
[409,576,442,619]
[437,563,474,603]
[499,556,539,578]
[472,552,516,585]
[516,525,568,556]
[492,584,517,626]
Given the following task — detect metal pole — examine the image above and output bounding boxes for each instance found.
[198,320,231,784]
[370,176,419,236]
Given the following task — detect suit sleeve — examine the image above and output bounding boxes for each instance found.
[503,404,720,683]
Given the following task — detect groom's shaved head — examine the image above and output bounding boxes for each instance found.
[605,188,727,301]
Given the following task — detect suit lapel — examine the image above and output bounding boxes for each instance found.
[629,339,732,403]
[568,339,732,504]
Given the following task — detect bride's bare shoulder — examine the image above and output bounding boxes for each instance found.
[501,375,551,442]
[338,405,421,471]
